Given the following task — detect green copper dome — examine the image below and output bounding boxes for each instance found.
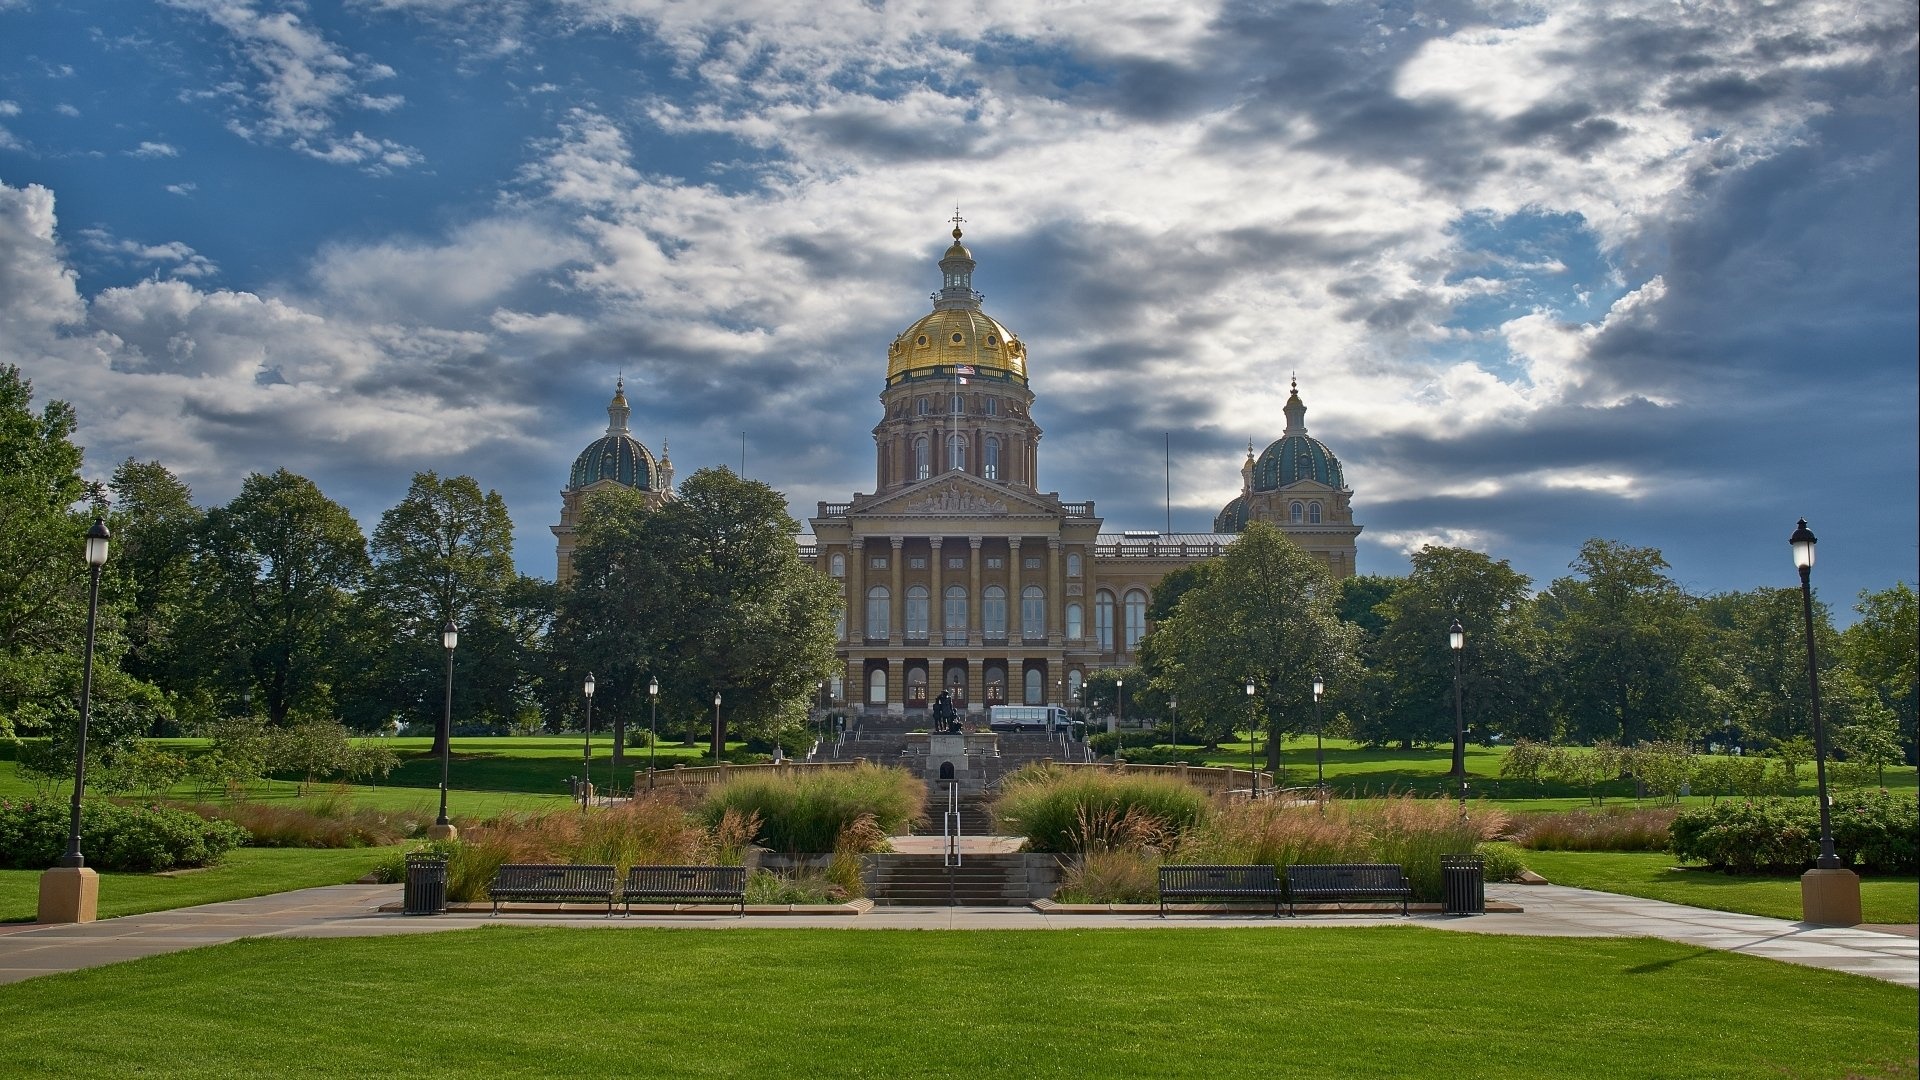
[1213,495,1249,533]
[568,379,662,492]
[1253,434,1345,490]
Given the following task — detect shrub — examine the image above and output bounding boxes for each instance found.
[1475,842,1530,883]
[1056,848,1161,904]
[745,869,845,904]
[698,764,922,854]
[0,798,248,872]
[1512,807,1677,852]
[991,765,1208,854]
[1670,791,1917,874]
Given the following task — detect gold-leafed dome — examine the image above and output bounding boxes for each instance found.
[885,222,1028,385]
[888,308,1028,384]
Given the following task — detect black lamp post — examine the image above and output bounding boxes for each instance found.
[648,676,659,789]
[1245,678,1258,798]
[1312,673,1326,801]
[1449,618,1466,808]
[430,619,458,840]
[62,518,111,868]
[1116,677,1125,744]
[1169,695,1179,758]
[581,672,596,811]
[1790,520,1839,869]
[712,692,723,763]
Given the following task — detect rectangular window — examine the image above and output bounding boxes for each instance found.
[947,557,965,569]
[870,557,888,570]
[1024,557,1042,569]
[986,557,1003,569]
[909,557,927,569]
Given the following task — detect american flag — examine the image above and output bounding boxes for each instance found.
[955,365,975,375]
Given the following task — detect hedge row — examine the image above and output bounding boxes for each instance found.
[0,799,250,872]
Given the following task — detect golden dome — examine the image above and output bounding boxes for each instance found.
[887,308,1028,384]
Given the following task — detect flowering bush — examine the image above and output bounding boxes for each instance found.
[0,798,249,872]
[1669,790,1916,874]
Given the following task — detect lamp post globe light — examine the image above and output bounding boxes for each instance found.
[1790,519,1863,925]
[1244,678,1258,799]
[38,519,110,924]
[1449,618,1467,808]
[712,692,723,763]
[647,676,659,789]
[426,620,459,842]
[1312,674,1326,802]
[1115,677,1125,740]
[581,673,596,812]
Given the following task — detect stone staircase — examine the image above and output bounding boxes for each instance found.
[862,852,1060,906]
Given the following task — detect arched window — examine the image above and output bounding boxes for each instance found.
[1290,501,1304,524]
[866,586,890,639]
[915,397,930,416]
[1308,502,1322,524]
[914,438,930,481]
[1067,669,1083,705]
[1095,591,1116,650]
[867,667,888,704]
[985,666,1007,705]
[829,553,845,578]
[1066,603,1083,639]
[905,585,929,638]
[944,585,968,644]
[1124,590,1148,650]
[1021,586,1045,640]
[947,434,965,473]
[1066,552,1081,578]
[984,397,998,416]
[1024,668,1043,705]
[906,667,929,706]
[984,437,1000,480]
[982,585,1007,639]
[950,393,964,414]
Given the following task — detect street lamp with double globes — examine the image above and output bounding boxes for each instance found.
[1312,674,1326,802]
[581,672,596,812]
[426,620,459,841]
[1790,519,1862,924]
[647,676,660,789]
[38,518,110,924]
[1244,678,1258,799]
[1449,618,1467,808]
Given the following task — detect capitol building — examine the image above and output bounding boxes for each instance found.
[556,222,1360,716]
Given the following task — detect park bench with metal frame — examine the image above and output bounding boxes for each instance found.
[487,863,618,916]
[1284,863,1412,916]
[624,865,748,916]
[1156,864,1284,917]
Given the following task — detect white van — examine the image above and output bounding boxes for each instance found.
[987,705,1071,732]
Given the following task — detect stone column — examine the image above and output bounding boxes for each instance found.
[929,536,944,646]
[1007,536,1023,646]
[1048,537,1064,646]
[968,536,984,645]
[889,536,905,646]
[848,537,866,643]
[1082,543,1100,657]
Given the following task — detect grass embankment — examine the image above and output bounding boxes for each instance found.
[0,760,568,815]
[1518,849,1920,924]
[0,928,1912,1078]
[0,846,397,923]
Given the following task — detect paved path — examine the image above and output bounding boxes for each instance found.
[0,883,1913,988]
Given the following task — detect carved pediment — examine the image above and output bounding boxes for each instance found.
[853,472,1059,519]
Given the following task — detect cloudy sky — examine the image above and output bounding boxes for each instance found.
[2,0,1914,609]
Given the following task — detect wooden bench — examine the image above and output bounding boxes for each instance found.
[624,865,748,916]
[487,863,618,916]
[1157,864,1284,917]
[1284,863,1412,916]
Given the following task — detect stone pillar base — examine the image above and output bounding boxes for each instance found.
[38,866,99,924]
[425,823,459,842]
[1801,867,1862,926]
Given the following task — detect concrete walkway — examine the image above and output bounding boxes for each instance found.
[0,883,1913,988]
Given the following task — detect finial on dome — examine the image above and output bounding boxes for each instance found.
[607,377,631,435]
[935,210,980,311]
[950,205,966,241]
[1283,378,1307,437]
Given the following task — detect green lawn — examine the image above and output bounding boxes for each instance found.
[0,760,570,815]
[0,928,1910,1078]
[1518,848,1920,924]
[0,846,398,923]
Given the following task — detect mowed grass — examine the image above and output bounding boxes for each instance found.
[0,760,569,815]
[0,846,398,923]
[1520,849,1920,924]
[0,927,1912,1079]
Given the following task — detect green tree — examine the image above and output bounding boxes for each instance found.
[1537,539,1707,745]
[1149,523,1359,770]
[107,459,202,697]
[1842,583,1917,765]
[1362,546,1542,749]
[362,472,534,754]
[557,468,840,761]
[1695,587,1842,747]
[183,470,369,726]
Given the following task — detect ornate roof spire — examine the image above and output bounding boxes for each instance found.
[607,377,631,435]
[934,209,981,311]
[1283,378,1307,437]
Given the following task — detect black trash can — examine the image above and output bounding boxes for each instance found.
[1441,854,1485,915]
[403,852,448,916]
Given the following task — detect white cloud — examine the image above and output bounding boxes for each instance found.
[130,141,180,158]
[79,228,220,279]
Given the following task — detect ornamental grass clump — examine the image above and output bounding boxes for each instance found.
[177,794,431,848]
[698,763,922,854]
[1176,797,1367,869]
[1365,795,1507,902]
[990,764,1208,853]
[1511,807,1677,852]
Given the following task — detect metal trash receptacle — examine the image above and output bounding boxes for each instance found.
[403,852,448,916]
[1441,854,1485,915]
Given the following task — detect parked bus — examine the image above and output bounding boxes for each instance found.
[987,705,1073,733]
